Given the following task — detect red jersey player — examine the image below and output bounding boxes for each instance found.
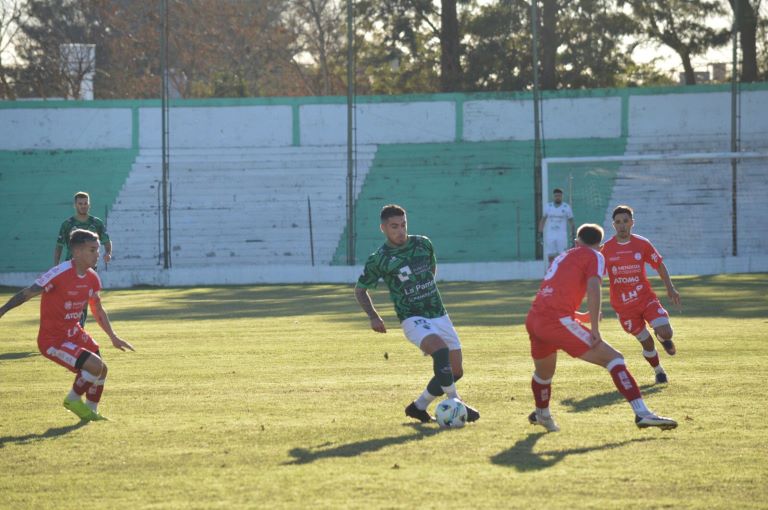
[601,205,680,384]
[525,223,677,432]
[0,229,134,421]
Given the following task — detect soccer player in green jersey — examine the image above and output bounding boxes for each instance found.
[54,191,112,326]
[355,204,480,424]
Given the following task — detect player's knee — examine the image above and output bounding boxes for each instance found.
[452,368,464,380]
[655,325,673,340]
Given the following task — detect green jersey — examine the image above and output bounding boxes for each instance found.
[356,235,447,322]
[56,215,110,261]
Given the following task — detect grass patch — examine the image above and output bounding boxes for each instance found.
[1,274,767,508]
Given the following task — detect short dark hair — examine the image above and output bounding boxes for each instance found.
[612,205,634,220]
[380,204,406,222]
[553,188,563,194]
[576,224,604,246]
[73,191,90,202]
[69,229,99,246]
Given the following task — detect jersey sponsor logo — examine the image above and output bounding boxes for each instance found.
[621,289,639,303]
[539,285,554,297]
[613,276,640,284]
[611,266,618,275]
[64,312,82,320]
[67,291,79,296]
[397,265,413,282]
[64,301,73,310]
[616,264,641,271]
[651,253,659,263]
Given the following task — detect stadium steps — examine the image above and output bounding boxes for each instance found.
[106,145,377,270]
[0,149,136,273]
[605,141,768,258]
[334,139,627,264]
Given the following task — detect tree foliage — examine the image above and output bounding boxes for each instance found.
[2,0,762,99]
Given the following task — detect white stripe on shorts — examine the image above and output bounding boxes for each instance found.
[558,317,593,347]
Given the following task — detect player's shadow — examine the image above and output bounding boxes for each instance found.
[0,421,89,449]
[491,432,663,471]
[560,384,661,413]
[284,423,440,465]
[0,351,37,361]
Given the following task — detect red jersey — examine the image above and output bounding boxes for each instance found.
[600,234,662,312]
[35,261,101,342]
[530,246,605,317]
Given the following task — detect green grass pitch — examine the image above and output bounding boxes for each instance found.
[1,274,767,508]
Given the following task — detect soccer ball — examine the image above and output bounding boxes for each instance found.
[435,398,468,428]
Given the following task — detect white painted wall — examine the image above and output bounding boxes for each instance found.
[0,108,132,150]
[463,96,622,141]
[138,105,293,149]
[300,101,456,145]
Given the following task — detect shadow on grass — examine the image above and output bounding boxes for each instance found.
[0,421,89,449]
[284,422,441,465]
[11,273,761,326]
[560,384,662,413]
[0,351,37,361]
[491,433,664,471]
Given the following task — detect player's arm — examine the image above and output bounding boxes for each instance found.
[0,284,43,318]
[656,262,681,306]
[89,292,135,351]
[53,245,63,265]
[585,276,603,343]
[354,286,386,333]
[538,214,547,233]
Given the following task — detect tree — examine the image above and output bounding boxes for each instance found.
[0,0,26,99]
[727,0,761,82]
[621,0,731,85]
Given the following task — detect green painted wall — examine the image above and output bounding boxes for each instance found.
[334,138,627,265]
[0,149,137,272]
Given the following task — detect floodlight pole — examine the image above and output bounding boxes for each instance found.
[160,0,171,269]
[531,0,543,260]
[730,0,740,257]
[346,0,356,265]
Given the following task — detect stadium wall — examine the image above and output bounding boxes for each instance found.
[1,83,767,287]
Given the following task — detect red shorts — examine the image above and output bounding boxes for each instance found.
[616,298,670,336]
[526,310,594,359]
[38,333,100,373]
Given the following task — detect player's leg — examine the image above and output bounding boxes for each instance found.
[402,317,453,422]
[529,352,560,432]
[619,312,667,383]
[41,340,102,421]
[526,314,561,432]
[418,316,480,422]
[653,320,676,356]
[579,341,677,430]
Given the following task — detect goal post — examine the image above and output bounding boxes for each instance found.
[541,151,768,262]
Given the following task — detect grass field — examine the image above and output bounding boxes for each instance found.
[1,274,767,509]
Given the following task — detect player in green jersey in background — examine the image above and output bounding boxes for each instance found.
[355,204,480,424]
[54,191,112,327]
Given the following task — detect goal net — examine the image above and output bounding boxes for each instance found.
[542,152,768,259]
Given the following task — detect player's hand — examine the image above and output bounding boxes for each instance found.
[111,336,135,352]
[668,287,681,307]
[370,316,386,333]
[104,253,112,264]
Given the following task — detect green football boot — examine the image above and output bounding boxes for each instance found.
[63,398,96,420]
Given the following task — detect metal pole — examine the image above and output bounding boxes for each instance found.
[308,196,315,266]
[532,0,543,261]
[346,0,355,265]
[730,0,740,257]
[160,0,171,269]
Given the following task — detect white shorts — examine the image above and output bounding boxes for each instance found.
[543,234,568,257]
[401,315,462,351]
